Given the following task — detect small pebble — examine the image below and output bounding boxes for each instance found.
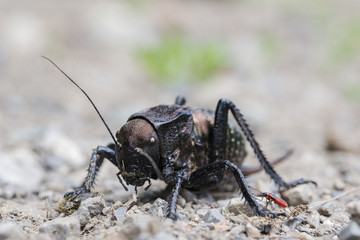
[73,195,106,227]
[211,220,231,231]
[299,232,313,240]
[196,208,209,218]
[114,207,127,220]
[0,188,16,199]
[320,215,328,223]
[80,196,106,217]
[285,216,305,230]
[281,184,317,206]
[229,215,245,224]
[141,203,152,211]
[0,148,44,191]
[229,224,246,235]
[338,221,360,240]
[296,226,314,234]
[39,216,80,239]
[203,209,226,223]
[177,196,186,208]
[347,200,360,225]
[102,206,112,216]
[307,210,320,228]
[225,197,245,215]
[112,201,123,210]
[331,212,351,225]
[122,215,162,239]
[245,222,261,238]
[148,198,167,218]
[260,224,272,235]
[217,199,230,207]
[322,219,334,234]
[333,180,345,191]
[0,222,26,240]
[318,202,336,217]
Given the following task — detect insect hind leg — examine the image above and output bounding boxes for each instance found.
[212,98,316,189]
[186,160,278,217]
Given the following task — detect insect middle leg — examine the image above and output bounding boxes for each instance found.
[212,98,316,189]
[64,143,117,197]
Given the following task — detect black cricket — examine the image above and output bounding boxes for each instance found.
[44,57,316,219]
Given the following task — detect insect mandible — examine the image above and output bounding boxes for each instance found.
[43,57,316,220]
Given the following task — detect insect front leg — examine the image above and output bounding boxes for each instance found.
[212,99,316,190]
[64,143,117,197]
[163,169,187,220]
[186,161,278,217]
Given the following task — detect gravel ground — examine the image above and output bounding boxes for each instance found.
[1,1,360,239]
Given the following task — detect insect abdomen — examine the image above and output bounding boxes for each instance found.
[191,108,246,167]
[225,122,247,166]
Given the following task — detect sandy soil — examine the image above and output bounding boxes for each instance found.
[1,1,360,239]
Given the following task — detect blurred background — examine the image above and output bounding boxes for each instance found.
[0,0,359,198]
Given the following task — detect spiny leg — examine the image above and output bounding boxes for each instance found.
[165,169,187,220]
[64,144,117,197]
[212,99,316,189]
[58,144,117,215]
[187,161,278,217]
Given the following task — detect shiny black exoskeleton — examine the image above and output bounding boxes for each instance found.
[65,96,316,219]
[43,57,316,220]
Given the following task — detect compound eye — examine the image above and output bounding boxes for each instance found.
[149,136,156,146]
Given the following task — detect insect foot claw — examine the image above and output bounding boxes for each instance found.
[58,189,97,216]
[282,178,317,190]
[268,212,279,218]
[277,212,288,217]
[258,209,278,218]
[63,187,88,198]
[166,211,181,221]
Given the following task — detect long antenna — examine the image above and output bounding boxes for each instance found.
[42,56,117,145]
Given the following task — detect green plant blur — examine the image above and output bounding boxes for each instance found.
[136,34,229,84]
